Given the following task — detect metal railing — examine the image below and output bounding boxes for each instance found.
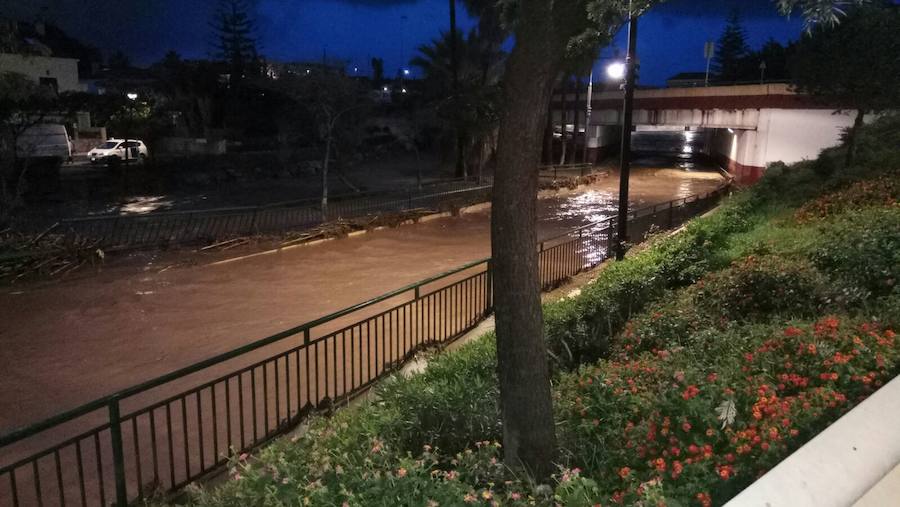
[0,184,730,507]
[53,180,492,251]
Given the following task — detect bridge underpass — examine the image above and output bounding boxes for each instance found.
[551,83,869,184]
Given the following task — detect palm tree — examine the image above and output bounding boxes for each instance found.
[412,29,505,180]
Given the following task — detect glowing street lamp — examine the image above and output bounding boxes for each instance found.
[606,62,626,81]
[126,92,138,101]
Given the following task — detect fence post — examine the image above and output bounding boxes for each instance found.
[667,202,674,229]
[184,212,195,243]
[485,260,493,314]
[108,397,128,506]
[250,208,259,235]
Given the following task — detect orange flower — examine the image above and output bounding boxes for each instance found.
[717,465,734,480]
[696,492,712,507]
[784,326,804,337]
[654,457,667,472]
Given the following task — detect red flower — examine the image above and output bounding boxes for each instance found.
[682,385,701,400]
[682,422,692,432]
[706,372,718,382]
[654,457,667,472]
[618,467,631,479]
[696,492,712,507]
[717,465,734,480]
[784,326,804,337]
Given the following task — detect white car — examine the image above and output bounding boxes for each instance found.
[88,139,149,164]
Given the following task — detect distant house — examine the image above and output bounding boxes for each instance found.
[666,72,709,88]
[0,52,84,93]
[0,19,96,93]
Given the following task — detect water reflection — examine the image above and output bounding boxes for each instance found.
[115,196,176,215]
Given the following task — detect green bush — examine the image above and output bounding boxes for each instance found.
[543,201,759,371]
[694,255,830,321]
[375,335,500,455]
[614,295,711,357]
[808,207,900,300]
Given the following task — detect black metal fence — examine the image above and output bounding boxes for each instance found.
[0,184,729,507]
[56,180,492,251]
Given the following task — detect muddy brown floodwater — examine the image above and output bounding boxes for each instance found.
[0,167,724,432]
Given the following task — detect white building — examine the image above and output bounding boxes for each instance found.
[0,52,85,93]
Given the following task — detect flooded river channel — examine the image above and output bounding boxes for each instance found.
[0,164,724,432]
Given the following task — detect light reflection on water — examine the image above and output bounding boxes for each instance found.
[544,189,618,265]
[108,196,175,215]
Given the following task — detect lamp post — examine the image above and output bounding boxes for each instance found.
[615,7,638,261]
[125,92,138,166]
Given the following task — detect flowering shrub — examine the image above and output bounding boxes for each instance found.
[187,433,543,507]
[558,317,899,506]
[794,176,899,224]
[615,255,829,357]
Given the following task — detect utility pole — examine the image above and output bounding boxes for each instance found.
[759,61,767,84]
[583,69,593,164]
[615,8,638,261]
[704,41,714,87]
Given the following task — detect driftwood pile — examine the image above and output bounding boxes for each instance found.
[0,224,105,282]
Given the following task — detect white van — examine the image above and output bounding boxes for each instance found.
[16,124,73,163]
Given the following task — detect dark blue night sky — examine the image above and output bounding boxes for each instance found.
[4,0,807,85]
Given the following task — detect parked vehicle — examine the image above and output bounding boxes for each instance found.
[15,123,73,164]
[88,138,150,164]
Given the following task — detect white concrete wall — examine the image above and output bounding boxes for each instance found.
[709,109,864,169]
[757,109,860,165]
[0,53,84,93]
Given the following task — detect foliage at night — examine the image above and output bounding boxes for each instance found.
[790,5,900,166]
[712,9,751,82]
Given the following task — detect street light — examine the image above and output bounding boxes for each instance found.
[606,62,626,81]
[615,4,639,261]
[126,92,138,101]
[403,68,410,76]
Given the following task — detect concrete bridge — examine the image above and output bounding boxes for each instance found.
[551,83,865,184]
